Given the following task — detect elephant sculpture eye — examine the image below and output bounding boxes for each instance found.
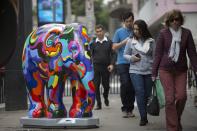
[46,35,58,47]
[47,40,53,47]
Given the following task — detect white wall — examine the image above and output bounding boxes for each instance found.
[138,0,156,23]
[176,0,197,4]
[183,13,197,42]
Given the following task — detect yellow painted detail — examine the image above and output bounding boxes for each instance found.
[85,51,90,59]
[30,31,37,44]
[52,75,58,88]
[63,56,71,61]
[48,46,60,57]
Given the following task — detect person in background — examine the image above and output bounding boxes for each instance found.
[90,24,116,110]
[123,19,155,126]
[112,11,135,118]
[152,9,197,131]
[190,65,197,107]
[190,38,197,107]
[193,71,197,107]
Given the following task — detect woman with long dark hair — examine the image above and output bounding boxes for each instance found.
[123,19,155,126]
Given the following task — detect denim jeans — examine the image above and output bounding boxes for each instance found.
[117,64,135,112]
[130,73,153,119]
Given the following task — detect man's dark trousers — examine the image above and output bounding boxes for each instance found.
[93,64,110,107]
[117,64,135,112]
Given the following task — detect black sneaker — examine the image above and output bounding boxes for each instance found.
[139,119,148,126]
[104,99,109,106]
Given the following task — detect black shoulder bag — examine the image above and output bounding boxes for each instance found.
[147,82,160,116]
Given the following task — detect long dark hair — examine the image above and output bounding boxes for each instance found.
[133,19,152,40]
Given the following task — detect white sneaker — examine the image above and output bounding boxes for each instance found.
[127,112,135,117]
[122,111,128,118]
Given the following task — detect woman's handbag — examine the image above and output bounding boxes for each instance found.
[147,82,160,116]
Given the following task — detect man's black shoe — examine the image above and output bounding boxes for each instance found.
[94,106,102,110]
[104,99,109,106]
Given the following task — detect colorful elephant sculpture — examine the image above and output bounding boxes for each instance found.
[22,23,95,118]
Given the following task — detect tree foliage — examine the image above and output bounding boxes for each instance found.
[71,0,85,16]
[65,0,109,30]
[94,0,109,30]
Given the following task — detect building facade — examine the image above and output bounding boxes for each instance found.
[136,0,197,41]
[109,0,197,42]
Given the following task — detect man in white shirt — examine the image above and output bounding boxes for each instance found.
[90,24,116,110]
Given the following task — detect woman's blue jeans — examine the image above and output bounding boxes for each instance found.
[130,73,153,119]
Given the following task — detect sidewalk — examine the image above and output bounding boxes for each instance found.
[0,94,197,131]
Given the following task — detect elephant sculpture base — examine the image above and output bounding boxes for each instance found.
[20,116,99,128]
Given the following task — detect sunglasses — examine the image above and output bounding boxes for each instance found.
[170,17,180,22]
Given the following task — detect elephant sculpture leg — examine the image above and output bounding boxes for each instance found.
[23,61,47,118]
[23,56,67,118]
[69,79,95,118]
[81,74,95,117]
[68,62,95,118]
[69,79,87,118]
[46,74,67,118]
